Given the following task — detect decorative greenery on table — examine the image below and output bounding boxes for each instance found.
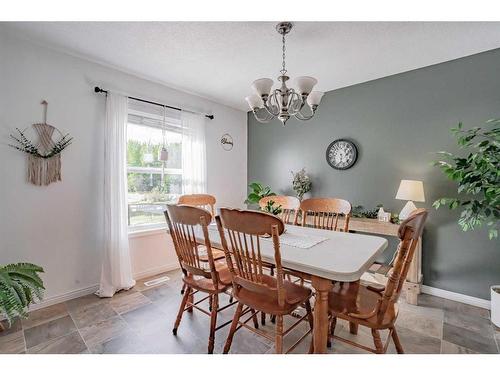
[291,168,312,201]
[352,204,400,224]
[0,263,45,328]
[433,120,499,240]
[9,128,72,158]
[352,204,382,219]
[262,200,283,215]
[244,182,276,205]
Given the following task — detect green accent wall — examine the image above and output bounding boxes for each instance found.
[247,48,500,300]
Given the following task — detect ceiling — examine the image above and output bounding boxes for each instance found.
[4,22,500,111]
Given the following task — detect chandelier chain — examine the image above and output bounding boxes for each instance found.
[281,33,287,75]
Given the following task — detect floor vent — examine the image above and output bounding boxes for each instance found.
[144,276,170,287]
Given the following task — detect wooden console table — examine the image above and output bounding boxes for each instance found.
[348,217,423,305]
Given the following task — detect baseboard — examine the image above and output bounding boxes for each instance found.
[29,284,99,312]
[132,263,179,280]
[26,264,180,313]
[422,285,491,310]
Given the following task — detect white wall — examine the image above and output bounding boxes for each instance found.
[0,30,247,303]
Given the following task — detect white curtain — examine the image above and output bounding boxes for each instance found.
[181,111,207,194]
[97,93,135,298]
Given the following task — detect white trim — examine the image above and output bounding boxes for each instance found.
[128,225,168,238]
[29,284,99,312]
[422,285,491,310]
[132,263,179,280]
[24,263,181,313]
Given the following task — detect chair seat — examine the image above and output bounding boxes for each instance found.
[197,246,226,262]
[183,261,232,293]
[328,282,398,329]
[236,274,312,315]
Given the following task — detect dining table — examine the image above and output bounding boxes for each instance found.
[198,222,388,354]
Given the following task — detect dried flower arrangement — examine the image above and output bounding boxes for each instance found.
[291,168,312,201]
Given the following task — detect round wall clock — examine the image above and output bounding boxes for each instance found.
[326,139,358,170]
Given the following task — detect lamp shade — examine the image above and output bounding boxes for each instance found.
[245,95,264,110]
[251,78,274,97]
[294,76,317,95]
[307,91,324,107]
[395,180,425,202]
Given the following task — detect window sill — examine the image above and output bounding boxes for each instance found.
[128,225,168,238]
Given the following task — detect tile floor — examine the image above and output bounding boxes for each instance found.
[1,269,499,354]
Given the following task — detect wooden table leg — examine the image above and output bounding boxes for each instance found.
[311,275,332,354]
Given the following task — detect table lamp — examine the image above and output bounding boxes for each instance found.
[395,180,425,220]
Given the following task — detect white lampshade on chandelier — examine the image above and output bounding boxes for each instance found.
[246,22,324,125]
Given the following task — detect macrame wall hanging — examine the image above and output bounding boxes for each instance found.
[9,100,73,186]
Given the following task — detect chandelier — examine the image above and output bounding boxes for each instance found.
[245,22,324,125]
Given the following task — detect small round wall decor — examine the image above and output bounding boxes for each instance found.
[326,139,358,170]
[220,133,234,151]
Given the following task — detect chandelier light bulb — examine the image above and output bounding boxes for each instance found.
[251,78,274,97]
[294,76,318,96]
[307,91,324,107]
[245,94,264,110]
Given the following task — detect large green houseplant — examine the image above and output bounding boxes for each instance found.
[0,263,45,329]
[433,120,499,240]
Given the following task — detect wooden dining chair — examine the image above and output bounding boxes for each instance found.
[178,194,216,217]
[216,208,314,354]
[176,194,224,296]
[164,204,236,354]
[259,195,300,225]
[299,198,352,232]
[327,209,428,354]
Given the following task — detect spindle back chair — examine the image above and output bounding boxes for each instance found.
[216,208,314,354]
[259,195,300,225]
[300,198,352,232]
[328,208,428,354]
[178,194,216,218]
[164,204,235,354]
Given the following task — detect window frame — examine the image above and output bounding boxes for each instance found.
[126,101,183,232]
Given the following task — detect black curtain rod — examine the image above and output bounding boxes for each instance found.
[94,86,214,120]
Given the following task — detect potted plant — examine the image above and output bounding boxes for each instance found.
[262,199,283,216]
[244,182,276,208]
[0,263,45,330]
[291,168,312,201]
[433,119,499,326]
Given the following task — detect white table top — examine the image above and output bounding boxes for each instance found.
[202,223,388,282]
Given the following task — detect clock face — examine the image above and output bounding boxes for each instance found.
[326,139,358,170]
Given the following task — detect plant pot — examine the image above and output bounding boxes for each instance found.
[491,285,500,328]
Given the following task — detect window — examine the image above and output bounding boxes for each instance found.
[127,99,182,229]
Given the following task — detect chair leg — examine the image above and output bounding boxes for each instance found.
[261,311,266,326]
[250,309,259,329]
[349,322,358,335]
[223,302,244,354]
[371,329,384,354]
[327,316,336,348]
[173,286,191,335]
[391,327,404,354]
[275,315,284,354]
[180,283,186,294]
[305,300,314,354]
[187,290,194,313]
[208,294,218,354]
